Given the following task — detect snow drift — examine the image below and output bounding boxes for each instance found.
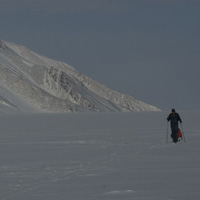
[0,40,160,113]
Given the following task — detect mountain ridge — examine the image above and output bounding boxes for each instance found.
[0,40,160,113]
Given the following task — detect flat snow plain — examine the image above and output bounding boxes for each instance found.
[0,111,199,200]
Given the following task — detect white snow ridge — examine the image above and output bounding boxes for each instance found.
[0,40,160,113]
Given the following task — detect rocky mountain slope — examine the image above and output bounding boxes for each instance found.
[0,40,160,113]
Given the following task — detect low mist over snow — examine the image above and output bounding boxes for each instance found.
[0,40,160,113]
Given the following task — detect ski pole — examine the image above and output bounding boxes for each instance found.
[180,123,186,142]
[166,121,169,143]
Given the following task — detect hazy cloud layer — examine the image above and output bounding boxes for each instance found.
[0,0,135,13]
[0,0,200,110]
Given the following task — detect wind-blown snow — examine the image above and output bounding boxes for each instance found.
[0,111,199,200]
[0,40,160,113]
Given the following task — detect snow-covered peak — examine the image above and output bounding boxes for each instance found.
[0,40,160,113]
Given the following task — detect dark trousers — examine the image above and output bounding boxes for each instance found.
[171,124,178,143]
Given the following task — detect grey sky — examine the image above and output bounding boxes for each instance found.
[0,0,200,110]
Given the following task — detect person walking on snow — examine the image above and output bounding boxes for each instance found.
[167,108,182,143]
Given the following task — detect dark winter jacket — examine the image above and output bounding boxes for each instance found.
[167,112,182,126]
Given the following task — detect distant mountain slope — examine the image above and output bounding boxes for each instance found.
[0,40,160,113]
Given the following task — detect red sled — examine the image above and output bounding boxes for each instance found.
[178,128,182,140]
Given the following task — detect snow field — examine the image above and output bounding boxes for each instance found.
[0,111,199,200]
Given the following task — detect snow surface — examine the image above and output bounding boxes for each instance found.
[0,111,199,200]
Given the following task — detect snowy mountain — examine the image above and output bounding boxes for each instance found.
[0,40,160,113]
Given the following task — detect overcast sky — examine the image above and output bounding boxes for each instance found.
[0,0,200,110]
